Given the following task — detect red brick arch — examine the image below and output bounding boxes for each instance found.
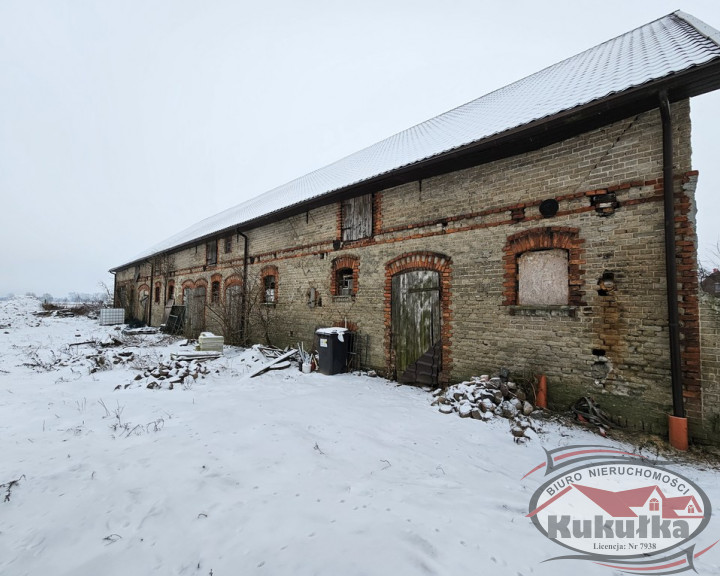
[224,274,243,288]
[384,251,453,383]
[502,226,585,307]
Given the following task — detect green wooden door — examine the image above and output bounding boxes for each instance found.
[392,270,441,385]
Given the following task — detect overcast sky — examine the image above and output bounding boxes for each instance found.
[2,0,720,298]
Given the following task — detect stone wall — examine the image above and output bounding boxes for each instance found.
[114,100,715,440]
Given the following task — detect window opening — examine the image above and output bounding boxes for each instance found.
[337,268,354,296]
[264,275,276,303]
[207,240,218,265]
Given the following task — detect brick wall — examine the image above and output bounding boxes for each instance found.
[698,294,720,443]
[114,100,720,442]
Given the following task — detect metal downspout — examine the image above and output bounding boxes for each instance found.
[659,92,684,420]
[238,231,249,344]
[148,260,154,326]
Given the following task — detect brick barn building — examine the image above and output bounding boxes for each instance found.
[111,12,720,445]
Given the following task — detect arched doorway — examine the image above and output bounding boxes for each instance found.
[385,252,452,386]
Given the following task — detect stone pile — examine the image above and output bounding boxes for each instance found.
[88,350,134,373]
[432,375,538,441]
[117,359,210,391]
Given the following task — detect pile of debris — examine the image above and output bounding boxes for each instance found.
[432,376,539,441]
[117,358,211,391]
[87,350,135,373]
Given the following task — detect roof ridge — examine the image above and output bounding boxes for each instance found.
[675,10,720,47]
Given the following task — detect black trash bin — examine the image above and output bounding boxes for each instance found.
[316,328,350,375]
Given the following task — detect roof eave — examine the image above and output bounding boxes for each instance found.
[110,57,720,273]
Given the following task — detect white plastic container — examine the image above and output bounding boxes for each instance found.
[198,332,224,353]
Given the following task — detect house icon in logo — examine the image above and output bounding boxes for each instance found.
[528,484,704,519]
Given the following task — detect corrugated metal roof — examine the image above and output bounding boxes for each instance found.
[117,11,720,268]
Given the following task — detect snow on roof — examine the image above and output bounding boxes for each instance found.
[118,11,720,268]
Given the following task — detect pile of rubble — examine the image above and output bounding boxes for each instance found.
[87,350,134,373]
[117,358,211,391]
[432,375,539,441]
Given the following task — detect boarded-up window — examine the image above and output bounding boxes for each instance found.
[207,240,218,265]
[518,249,569,306]
[341,194,372,242]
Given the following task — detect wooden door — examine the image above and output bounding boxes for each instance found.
[392,270,441,385]
[184,286,206,338]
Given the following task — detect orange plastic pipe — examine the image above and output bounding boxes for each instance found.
[536,374,547,409]
[668,415,688,451]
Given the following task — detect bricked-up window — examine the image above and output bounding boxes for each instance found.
[517,249,569,306]
[341,194,372,242]
[211,281,221,304]
[503,227,584,309]
[207,240,218,266]
[224,237,232,254]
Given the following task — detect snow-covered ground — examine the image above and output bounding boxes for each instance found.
[1,296,719,576]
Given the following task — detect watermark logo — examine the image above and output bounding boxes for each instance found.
[524,445,717,574]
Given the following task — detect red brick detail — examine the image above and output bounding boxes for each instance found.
[674,173,702,422]
[224,274,243,288]
[330,255,360,296]
[372,192,383,236]
[210,273,223,284]
[502,227,585,307]
[335,202,343,243]
[383,251,453,384]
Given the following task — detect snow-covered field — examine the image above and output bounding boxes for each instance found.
[1,296,719,576]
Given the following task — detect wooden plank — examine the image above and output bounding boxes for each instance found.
[247,349,298,378]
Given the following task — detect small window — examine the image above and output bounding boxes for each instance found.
[688,504,695,513]
[337,268,354,296]
[167,284,175,303]
[649,498,660,512]
[207,240,218,266]
[211,281,220,304]
[154,285,161,304]
[224,237,232,254]
[264,275,276,303]
[517,249,569,306]
[341,194,372,242]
